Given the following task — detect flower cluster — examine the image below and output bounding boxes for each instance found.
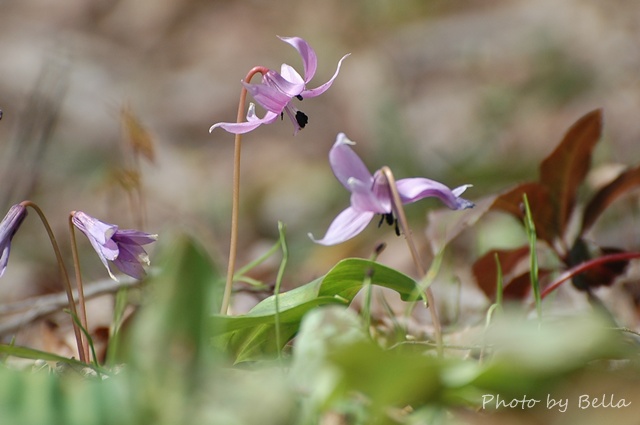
[210,36,475,246]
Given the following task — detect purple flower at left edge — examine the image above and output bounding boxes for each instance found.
[309,133,475,246]
[0,204,27,277]
[209,36,350,135]
[72,211,157,281]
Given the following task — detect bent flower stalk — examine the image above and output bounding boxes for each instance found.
[209,36,350,135]
[0,204,27,277]
[72,211,157,280]
[309,133,475,245]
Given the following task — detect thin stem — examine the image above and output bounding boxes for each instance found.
[220,66,268,315]
[20,201,87,363]
[540,251,640,300]
[68,212,91,363]
[379,167,443,356]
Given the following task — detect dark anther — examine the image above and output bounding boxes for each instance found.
[394,219,400,236]
[0,110,3,120]
[280,112,284,121]
[296,94,303,101]
[377,213,401,236]
[295,111,308,128]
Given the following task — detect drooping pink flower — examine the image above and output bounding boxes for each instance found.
[309,133,474,245]
[72,211,157,280]
[210,36,349,135]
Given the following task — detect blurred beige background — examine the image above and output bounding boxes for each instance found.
[0,0,639,306]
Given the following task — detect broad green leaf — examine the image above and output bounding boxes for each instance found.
[539,108,602,238]
[127,232,222,377]
[211,258,418,362]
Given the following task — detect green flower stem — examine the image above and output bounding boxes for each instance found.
[20,201,87,363]
[68,212,91,363]
[220,66,269,315]
[380,167,443,356]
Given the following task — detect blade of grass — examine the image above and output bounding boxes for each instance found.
[105,287,129,366]
[274,222,288,361]
[522,194,541,321]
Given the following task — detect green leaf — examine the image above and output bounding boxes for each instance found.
[211,258,418,363]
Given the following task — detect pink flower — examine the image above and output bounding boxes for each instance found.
[309,134,474,245]
[210,36,349,135]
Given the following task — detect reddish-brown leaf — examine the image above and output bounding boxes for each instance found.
[581,164,640,233]
[539,109,603,237]
[472,246,530,299]
[490,182,557,245]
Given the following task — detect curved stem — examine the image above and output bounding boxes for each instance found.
[220,66,269,315]
[380,167,443,356]
[68,212,91,362]
[20,201,87,363]
[540,251,640,300]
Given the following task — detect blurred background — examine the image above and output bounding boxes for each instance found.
[1,0,639,344]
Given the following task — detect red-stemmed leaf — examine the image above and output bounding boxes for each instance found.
[581,164,640,233]
[568,238,629,291]
[539,109,603,237]
[490,182,557,245]
[472,246,530,299]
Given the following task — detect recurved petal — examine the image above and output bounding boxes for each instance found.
[278,36,318,83]
[299,53,350,99]
[396,178,475,210]
[209,105,279,135]
[309,206,374,246]
[329,133,374,191]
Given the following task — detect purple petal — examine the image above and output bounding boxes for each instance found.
[309,207,374,246]
[278,36,317,83]
[243,79,293,113]
[329,133,374,191]
[209,104,279,135]
[113,229,157,246]
[112,244,147,280]
[396,178,475,210]
[299,53,350,99]
[0,243,11,278]
[348,176,390,214]
[275,64,305,88]
[72,211,117,245]
[0,204,27,277]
